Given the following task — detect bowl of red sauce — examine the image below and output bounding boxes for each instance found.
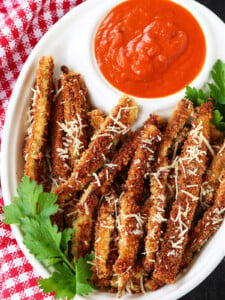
[94,0,207,99]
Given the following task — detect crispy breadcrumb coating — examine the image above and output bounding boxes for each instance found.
[60,67,90,167]
[94,191,118,279]
[54,97,138,201]
[200,139,225,209]
[144,99,193,272]
[70,129,141,258]
[153,102,212,284]
[182,170,225,267]
[24,56,54,181]
[71,187,99,258]
[114,124,161,295]
[50,80,71,182]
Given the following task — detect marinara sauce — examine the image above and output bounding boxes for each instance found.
[94,0,206,98]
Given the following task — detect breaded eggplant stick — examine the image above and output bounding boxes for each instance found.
[24,56,54,181]
[157,100,193,162]
[153,102,212,284]
[88,109,105,132]
[54,97,138,201]
[169,125,191,161]
[182,170,225,267]
[94,191,118,279]
[144,100,193,272]
[50,80,71,182]
[60,67,90,167]
[71,186,99,258]
[166,126,191,204]
[114,124,162,295]
[200,139,225,209]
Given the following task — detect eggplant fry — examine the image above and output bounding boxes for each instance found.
[88,109,105,132]
[60,68,90,167]
[113,124,162,295]
[153,102,212,284]
[166,126,191,204]
[24,56,54,181]
[94,191,118,279]
[144,100,193,272]
[38,146,54,192]
[182,170,225,267]
[50,80,71,183]
[71,186,99,258]
[200,139,225,209]
[54,97,138,201]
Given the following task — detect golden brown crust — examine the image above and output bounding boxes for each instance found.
[200,139,225,209]
[144,100,193,272]
[54,97,138,201]
[94,191,118,279]
[24,56,54,181]
[66,125,140,253]
[153,102,212,284]
[113,124,161,294]
[182,170,225,267]
[157,99,193,163]
[61,69,90,167]
[69,129,141,258]
[166,126,191,205]
[68,115,163,265]
[50,80,71,182]
[144,277,164,291]
[71,189,99,258]
[92,270,111,288]
[68,130,139,259]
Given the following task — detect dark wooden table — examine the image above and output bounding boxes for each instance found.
[180,1,225,299]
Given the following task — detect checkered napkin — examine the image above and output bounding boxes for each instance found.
[0,1,85,299]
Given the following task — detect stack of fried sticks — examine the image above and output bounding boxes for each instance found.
[24,56,225,296]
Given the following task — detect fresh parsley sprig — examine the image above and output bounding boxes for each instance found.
[185,59,225,130]
[2,176,95,299]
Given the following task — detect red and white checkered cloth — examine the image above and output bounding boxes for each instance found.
[0,1,85,299]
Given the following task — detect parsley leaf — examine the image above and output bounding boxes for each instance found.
[21,217,63,262]
[185,86,207,107]
[37,192,58,218]
[37,263,77,300]
[209,59,225,104]
[61,227,74,257]
[3,176,42,223]
[75,253,95,296]
[37,255,95,299]
[185,59,225,131]
[212,109,225,131]
[2,176,95,299]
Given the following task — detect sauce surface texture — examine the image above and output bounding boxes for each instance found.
[94,0,206,98]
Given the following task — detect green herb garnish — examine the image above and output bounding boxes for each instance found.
[185,59,225,130]
[2,176,94,299]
